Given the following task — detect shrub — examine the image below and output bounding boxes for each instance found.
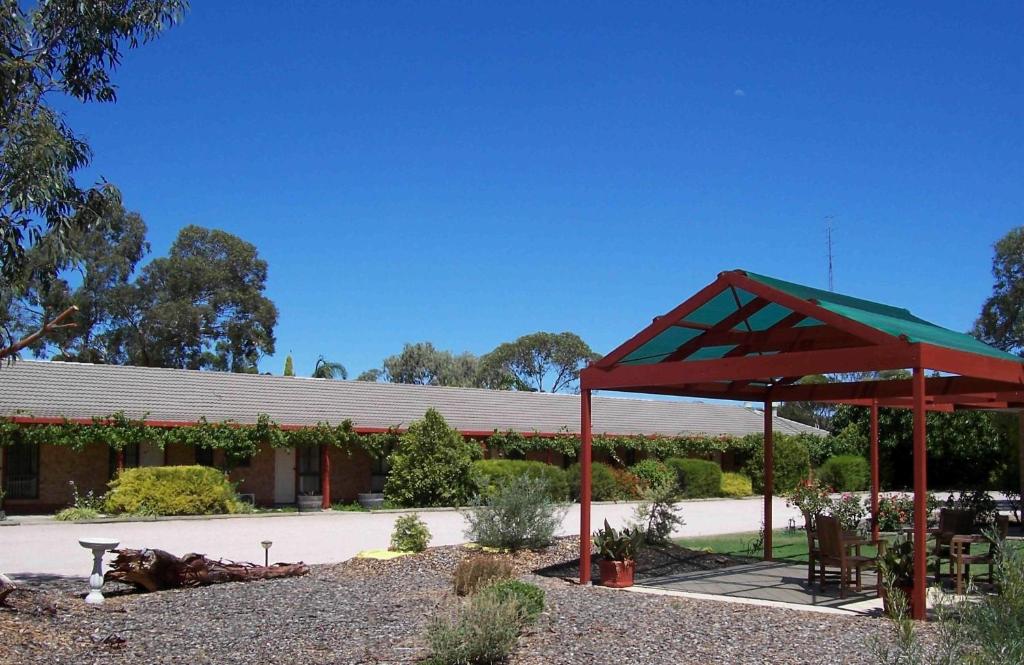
[742,435,811,494]
[629,459,677,492]
[720,472,753,497]
[55,481,105,520]
[479,579,545,624]
[611,468,642,500]
[390,513,431,552]
[666,457,722,498]
[874,493,914,532]
[631,476,684,544]
[817,455,870,492]
[566,461,618,501]
[384,409,482,507]
[55,507,100,521]
[105,465,245,516]
[425,591,524,665]
[472,459,568,501]
[464,475,566,551]
[830,493,867,531]
[454,555,514,596]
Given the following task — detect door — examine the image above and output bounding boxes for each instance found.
[274,447,296,504]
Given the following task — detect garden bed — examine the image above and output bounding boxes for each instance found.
[1,537,922,664]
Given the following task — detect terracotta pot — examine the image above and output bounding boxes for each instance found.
[881,583,915,617]
[598,559,636,588]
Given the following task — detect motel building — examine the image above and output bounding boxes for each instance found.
[0,360,822,514]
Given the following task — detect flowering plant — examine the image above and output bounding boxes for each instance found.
[786,479,832,527]
[871,493,914,532]
[831,493,867,532]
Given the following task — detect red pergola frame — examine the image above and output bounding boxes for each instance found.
[577,270,1024,620]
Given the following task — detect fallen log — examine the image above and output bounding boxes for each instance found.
[105,549,309,592]
[0,572,15,606]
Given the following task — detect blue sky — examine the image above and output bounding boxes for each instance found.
[62,2,1023,378]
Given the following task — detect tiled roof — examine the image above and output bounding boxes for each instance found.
[0,360,824,437]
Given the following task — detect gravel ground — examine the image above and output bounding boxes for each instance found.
[0,538,925,665]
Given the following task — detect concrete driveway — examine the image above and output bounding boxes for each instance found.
[0,497,801,580]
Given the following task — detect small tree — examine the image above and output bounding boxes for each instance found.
[631,477,684,545]
[384,409,481,507]
[463,475,566,551]
[283,354,294,376]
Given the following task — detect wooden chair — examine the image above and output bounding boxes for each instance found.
[816,515,879,598]
[933,508,976,582]
[951,514,1010,594]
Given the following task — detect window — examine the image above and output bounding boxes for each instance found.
[108,442,140,479]
[297,446,321,495]
[195,446,215,467]
[4,442,40,499]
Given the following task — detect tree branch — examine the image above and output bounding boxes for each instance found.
[0,305,79,360]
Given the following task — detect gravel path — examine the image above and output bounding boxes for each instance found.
[0,538,922,665]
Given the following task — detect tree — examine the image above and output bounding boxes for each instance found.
[975,227,1024,354]
[778,374,833,429]
[105,225,278,372]
[380,342,480,387]
[478,331,599,393]
[355,368,382,382]
[283,354,294,377]
[312,355,347,379]
[0,0,187,358]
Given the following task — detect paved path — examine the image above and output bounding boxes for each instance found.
[0,497,801,580]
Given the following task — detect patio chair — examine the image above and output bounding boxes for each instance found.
[932,508,976,582]
[950,514,1010,594]
[816,515,879,598]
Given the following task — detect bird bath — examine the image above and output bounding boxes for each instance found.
[79,537,119,604]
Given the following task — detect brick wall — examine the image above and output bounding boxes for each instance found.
[328,447,372,502]
[5,442,109,514]
[227,443,276,506]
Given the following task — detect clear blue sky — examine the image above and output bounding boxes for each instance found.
[63,2,1023,378]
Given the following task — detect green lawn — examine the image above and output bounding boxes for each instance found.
[677,529,882,562]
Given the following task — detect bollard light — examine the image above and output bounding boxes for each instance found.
[260,540,272,567]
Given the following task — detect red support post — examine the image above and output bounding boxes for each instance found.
[870,401,880,542]
[912,367,927,620]
[579,389,593,584]
[763,399,773,561]
[320,444,331,510]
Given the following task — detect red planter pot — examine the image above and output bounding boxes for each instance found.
[599,559,636,588]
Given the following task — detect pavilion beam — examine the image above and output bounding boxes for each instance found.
[920,344,1024,385]
[582,343,918,391]
[912,367,927,620]
[763,399,773,561]
[579,389,593,585]
[771,375,1024,403]
[663,297,772,362]
[870,401,880,542]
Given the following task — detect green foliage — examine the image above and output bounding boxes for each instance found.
[0,0,186,345]
[390,513,431,552]
[946,490,999,527]
[477,331,599,393]
[472,459,568,501]
[384,409,482,507]
[874,493,915,532]
[592,519,645,561]
[629,459,677,492]
[379,342,482,387]
[975,227,1024,355]
[831,493,867,531]
[665,457,722,498]
[818,455,870,491]
[54,506,100,521]
[478,580,545,624]
[611,468,642,500]
[464,476,566,551]
[453,555,514,596]
[424,591,524,665]
[312,355,347,379]
[878,536,916,586]
[104,465,245,516]
[631,477,685,544]
[283,355,294,376]
[785,480,832,521]
[720,472,753,497]
[742,434,811,494]
[806,423,867,467]
[566,462,619,501]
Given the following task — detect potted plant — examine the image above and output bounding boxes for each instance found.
[593,519,644,588]
[297,491,323,512]
[878,536,916,617]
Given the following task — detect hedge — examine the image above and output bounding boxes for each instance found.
[666,458,723,498]
[720,472,753,497]
[566,462,619,501]
[105,465,246,516]
[473,459,569,501]
[742,435,811,494]
[629,459,677,491]
[817,455,870,492]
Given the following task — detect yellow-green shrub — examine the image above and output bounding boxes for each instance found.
[105,465,245,516]
[720,472,753,497]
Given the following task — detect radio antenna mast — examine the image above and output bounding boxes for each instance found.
[825,216,835,291]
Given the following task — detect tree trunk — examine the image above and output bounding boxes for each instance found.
[105,549,308,592]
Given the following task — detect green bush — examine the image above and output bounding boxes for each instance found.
[454,555,514,596]
[479,579,545,624]
[666,457,722,498]
[54,507,100,521]
[817,455,870,492]
[720,472,753,497]
[104,465,245,516]
[611,468,642,500]
[566,461,619,501]
[742,435,811,494]
[473,459,568,501]
[425,591,524,665]
[629,459,677,492]
[463,476,566,551]
[390,513,431,552]
[384,409,483,507]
